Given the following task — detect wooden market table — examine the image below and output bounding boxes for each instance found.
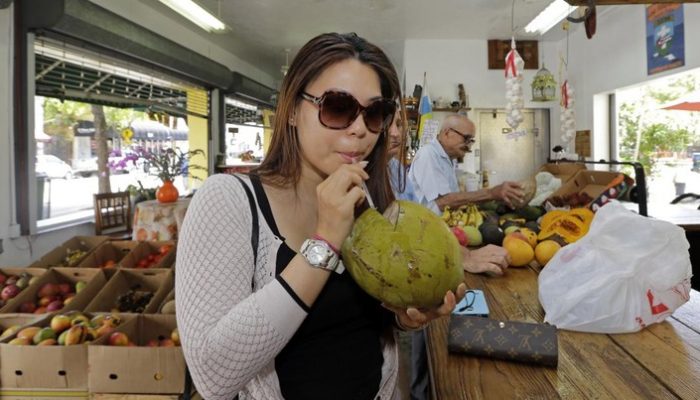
[425,263,700,400]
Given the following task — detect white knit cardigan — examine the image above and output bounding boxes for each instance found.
[176,174,400,400]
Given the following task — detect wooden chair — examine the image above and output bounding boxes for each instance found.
[94,191,132,240]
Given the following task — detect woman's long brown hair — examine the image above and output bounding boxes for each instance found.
[254,33,401,212]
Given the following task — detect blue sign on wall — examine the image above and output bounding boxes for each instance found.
[646,4,685,76]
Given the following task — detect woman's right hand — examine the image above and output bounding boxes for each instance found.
[314,162,369,249]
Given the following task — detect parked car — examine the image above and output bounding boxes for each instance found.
[35,154,74,179]
[692,153,700,172]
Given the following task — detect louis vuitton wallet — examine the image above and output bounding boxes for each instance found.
[447,315,558,367]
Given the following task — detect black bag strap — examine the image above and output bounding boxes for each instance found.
[232,174,259,288]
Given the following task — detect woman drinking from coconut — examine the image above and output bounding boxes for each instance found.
[176,33,467,400]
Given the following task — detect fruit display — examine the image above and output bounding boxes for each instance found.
[15,280,88,314]
[547,192,594,208]
[0,271,41,308]
[442,204,484,228]
[114,285,154,313]
[145,328,179,347]
[63,249,89,267]
[121,243,174,269]
[342,201,463,308]
[5,312,122,346]
[135,244,172,269]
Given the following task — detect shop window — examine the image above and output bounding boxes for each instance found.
[614,68,700,207]
[32,38,208,230]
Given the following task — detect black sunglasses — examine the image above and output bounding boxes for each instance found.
[449,128,476,145]
[301,90,397,134]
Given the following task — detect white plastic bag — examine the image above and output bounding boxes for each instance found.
[538,201,692,333]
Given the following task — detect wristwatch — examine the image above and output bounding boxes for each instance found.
[300,239,344,274]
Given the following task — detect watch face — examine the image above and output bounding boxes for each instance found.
[307,244,330,265]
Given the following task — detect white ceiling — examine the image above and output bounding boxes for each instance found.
[146,0,582,82]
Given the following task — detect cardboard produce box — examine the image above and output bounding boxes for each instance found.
[0,314,88,389]
[0,268,48,311]
[85,269,173,314]
[29,236,109,268]
[76,241,139,269]
[0,268,107,315]
[119,241,175,269]
[547,170,634,211]
[538,163,587,184]
[0,311,133,391]
[88,314,184,394]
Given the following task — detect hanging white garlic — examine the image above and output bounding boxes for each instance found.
[504,39,524,131]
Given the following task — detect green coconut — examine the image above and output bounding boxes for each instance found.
[341,200,464,308]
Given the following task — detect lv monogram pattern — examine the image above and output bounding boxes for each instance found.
[447,316,558,367]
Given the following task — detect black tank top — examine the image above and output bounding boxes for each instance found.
[248,174,390,400]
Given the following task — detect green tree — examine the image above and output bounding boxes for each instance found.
[617,74,697,175]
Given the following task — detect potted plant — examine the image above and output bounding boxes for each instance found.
[111,147,205,203]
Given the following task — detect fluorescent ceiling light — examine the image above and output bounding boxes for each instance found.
[158,0,226,33]
[525,0,574,35]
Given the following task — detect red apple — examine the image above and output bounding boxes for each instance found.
[0,272,7,285]
[146,339,159,347]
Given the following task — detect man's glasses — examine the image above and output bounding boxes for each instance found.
[301,90,397,134]
[449,128,476,145]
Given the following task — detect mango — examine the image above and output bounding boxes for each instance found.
[33,327,57,345]
[535,240,562,266]
[17,326,41,340]
[503,233,535,267]
[58,329,69,345]
[64,325,88,345]
[50,315,72,333]
[9,337,31,345]
[0,325,21,340]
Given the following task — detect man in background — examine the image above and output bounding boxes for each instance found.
[407,114,518,400]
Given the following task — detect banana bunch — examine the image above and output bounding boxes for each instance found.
[441,204,484,228]
[463,204,483,228]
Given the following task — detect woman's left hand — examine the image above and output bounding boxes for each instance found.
[384,282,468,330]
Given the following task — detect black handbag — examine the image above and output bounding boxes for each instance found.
[447,315,558,367]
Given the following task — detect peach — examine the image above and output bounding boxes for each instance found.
[108,332,129,346]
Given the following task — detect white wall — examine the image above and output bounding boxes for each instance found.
[559,4,700,159]
[404,39,559,111]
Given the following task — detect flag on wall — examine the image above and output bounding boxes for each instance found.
[417,72,432,140]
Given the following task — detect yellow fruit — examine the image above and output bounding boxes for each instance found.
[518,228,538,248]
[535,240,561,266]
[503,234,535,267]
